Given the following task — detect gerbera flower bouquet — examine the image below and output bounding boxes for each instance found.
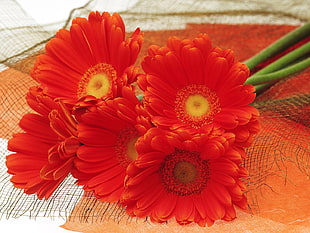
[5,11,310,227]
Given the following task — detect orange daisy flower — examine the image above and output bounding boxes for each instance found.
[31,11,143,104]
[121,128,248,226]
[6,86,80,199]
[74,91,152,202]
[138,34,259,136]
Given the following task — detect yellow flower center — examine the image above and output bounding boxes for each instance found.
[126,137,139,161]
[175,84,221,129]
[77,63,117,99]
[85,73,110,98]
[185,94,210,117]
[115,127,140,168]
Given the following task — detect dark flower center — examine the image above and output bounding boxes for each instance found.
[173,161,197,184]
[160,148,209,196]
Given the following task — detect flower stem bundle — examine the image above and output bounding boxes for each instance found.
[244,22,310,93]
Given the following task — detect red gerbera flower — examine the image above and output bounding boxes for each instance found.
[138,34,259,137]
[31,11,143,104]
[74,89,152,202]
[121,128,248,226]
[6,86,80,199]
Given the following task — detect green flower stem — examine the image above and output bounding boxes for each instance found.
[243,22,310,70]
[245,41,310,85]
[253,83,272,94]
[247,41,310,77]
[245,56,310,85]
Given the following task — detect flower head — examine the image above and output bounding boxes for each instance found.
[138,34,259,136]
[6,86,80,199]
[74,90,152,202]
[121,128,248,226]
[31,11,143,104]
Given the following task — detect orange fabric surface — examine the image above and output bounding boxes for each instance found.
[247,115,310,226]
[0,68,36,139]
[58,23,310,232]
[62,210,310,233]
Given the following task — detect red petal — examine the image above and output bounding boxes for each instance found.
[45,38,88,73]
[151,192,177,221]
[209,181,232,206]
[203,189,225,220]
[212,172,236,186]
[70,24,95,66]
[175,196,195,224]
[215,112,239,129]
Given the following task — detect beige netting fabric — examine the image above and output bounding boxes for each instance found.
[0,0,309,232]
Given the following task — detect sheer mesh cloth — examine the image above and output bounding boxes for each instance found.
[0,0,309,232]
